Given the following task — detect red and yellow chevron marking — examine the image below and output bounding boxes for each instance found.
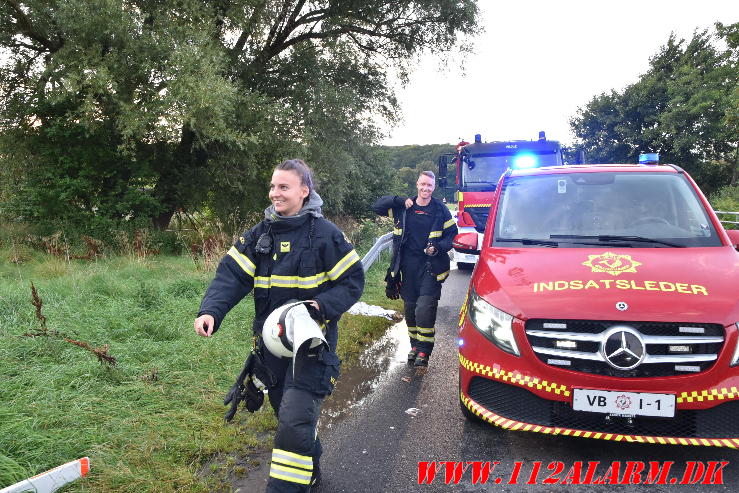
[463,203,492,208]
[458,292,469,328]
[678,386,739,403]
[461,392,739,448]
[459,353,570,397]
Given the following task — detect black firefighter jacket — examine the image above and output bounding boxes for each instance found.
[198,215,364,350]
[372,195,458,283]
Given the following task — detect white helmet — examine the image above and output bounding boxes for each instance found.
[262,301,327,358]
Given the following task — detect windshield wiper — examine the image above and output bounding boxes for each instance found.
[496,238,559,247]
[550,234,685,248]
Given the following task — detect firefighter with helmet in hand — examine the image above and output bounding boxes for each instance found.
[194,159,364,492]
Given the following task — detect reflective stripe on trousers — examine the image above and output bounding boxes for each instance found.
[267,387,323,492]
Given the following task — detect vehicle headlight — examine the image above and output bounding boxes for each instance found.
[467,288,520,356]
[731,323,739,366]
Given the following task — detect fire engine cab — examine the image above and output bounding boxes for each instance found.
[439,132,564,269]
[453,159,739,446]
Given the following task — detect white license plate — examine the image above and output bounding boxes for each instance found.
[572,389,675,418]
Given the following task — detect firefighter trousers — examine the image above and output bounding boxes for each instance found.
[399,253,441,356]
[263,343,339,492]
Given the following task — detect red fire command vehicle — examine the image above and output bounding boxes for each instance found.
[453,160,739,446]
[439,132,564,269]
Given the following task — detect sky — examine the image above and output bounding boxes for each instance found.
[381,0,739,147]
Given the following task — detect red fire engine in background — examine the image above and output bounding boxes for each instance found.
[438,132,564,269]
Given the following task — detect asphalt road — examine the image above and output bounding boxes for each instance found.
[313,267,739,493]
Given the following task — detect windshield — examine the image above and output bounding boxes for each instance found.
[493,172,721,248]
[463,152,561,187]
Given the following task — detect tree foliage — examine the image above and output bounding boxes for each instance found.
[381,143,454,169]
[0,0,478,233]
[570,22,738,193]
[378,143,454,199]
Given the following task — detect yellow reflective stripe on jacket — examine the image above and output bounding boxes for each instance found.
[227,246,256,277]
[436,271,449,281]
[250,251,359,289]
[428,230,442,239]
[393,228,402,235]
[388,208,393,218]
[253,273,329,290]
[327,250,360,281]
[443,218,455,229]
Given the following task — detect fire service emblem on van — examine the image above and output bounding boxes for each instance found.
[582,252,642,276]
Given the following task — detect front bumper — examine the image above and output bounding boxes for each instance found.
[459,319,739,447]
[452,226,480,265]
[453,250,479,265]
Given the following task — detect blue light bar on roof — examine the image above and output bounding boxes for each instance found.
[639,152,660,164]
[513,153,537,169]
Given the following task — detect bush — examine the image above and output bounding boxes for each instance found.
[326,216,391,255]
[710,185,739,230]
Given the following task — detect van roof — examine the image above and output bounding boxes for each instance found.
[509,163,679,177]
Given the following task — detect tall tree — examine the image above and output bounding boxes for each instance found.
[570,23,738,192]
[0,0,478,232]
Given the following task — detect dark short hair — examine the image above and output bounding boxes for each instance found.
[275,159,316,194]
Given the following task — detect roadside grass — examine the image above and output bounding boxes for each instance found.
[0,250,400,491]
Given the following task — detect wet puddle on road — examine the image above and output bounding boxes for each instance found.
[320,320,411,429]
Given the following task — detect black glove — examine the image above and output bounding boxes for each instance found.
[384,268,401,299]
[305,302,325,325]
[385,280,401,300]
[244,378,264,413]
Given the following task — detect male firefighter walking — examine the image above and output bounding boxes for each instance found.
[373,171,457,367]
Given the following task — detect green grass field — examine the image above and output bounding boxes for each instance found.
[0,250,400,491]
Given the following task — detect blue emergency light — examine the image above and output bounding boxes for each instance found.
[639,152,660,165]
[513,153,538,169]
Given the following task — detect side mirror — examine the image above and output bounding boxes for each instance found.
[726,230,739,250]
[453,232,480,255]
[437,153,455,189]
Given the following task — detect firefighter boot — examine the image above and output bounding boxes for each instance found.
[414,352,429,368]
[407,347,418,364]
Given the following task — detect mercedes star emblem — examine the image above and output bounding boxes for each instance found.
[601,326,645,370]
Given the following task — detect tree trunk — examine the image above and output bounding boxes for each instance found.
[152,210,175,230]
[150,126,197,230]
